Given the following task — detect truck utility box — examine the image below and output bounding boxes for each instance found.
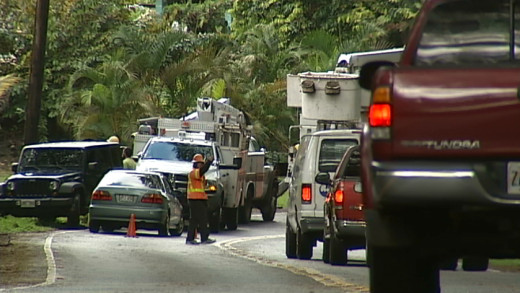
[287,72,365,121]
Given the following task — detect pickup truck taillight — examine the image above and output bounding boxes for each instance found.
[334,189,344,207]
[301,184,312,204]
[92,190,112,201]
[369,86,392,139]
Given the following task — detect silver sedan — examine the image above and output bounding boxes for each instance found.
[88,170,184,236]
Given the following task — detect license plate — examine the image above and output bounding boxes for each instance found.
[20,200,36,208]
[507,162,520,194]
[117,195,136,203]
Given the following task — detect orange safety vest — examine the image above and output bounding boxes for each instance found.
[187,168,207,200]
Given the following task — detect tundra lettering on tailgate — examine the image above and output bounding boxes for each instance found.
[401,140,480,150]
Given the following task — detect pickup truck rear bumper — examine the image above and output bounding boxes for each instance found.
[371,161,520,207]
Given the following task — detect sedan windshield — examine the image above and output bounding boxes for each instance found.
[142,141,213,162]
[99,172,163,189]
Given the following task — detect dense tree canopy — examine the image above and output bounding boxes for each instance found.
[0,0,421,150]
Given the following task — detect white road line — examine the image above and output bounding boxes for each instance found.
[216,235,369,293]
[1,231,66,291]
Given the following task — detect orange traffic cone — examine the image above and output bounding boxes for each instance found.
[126,214,137,238]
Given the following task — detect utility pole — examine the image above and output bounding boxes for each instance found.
[24,0,49,145]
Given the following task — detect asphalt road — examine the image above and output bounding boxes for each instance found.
[3,210,520,293]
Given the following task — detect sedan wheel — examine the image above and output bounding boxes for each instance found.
[158,215,170,237]
[169,218,185,236]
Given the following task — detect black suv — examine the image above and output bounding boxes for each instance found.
[0,141,122,226]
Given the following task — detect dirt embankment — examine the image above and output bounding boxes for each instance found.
[0,232,50,288]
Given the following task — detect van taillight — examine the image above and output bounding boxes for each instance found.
[141,193,164,204]
[92,190,112,201]
[301,184,312,204]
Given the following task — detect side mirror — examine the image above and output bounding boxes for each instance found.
[359,61,396,90]
[233,157,242,169]
[354,181,362,193]
[11,162,18,173]
[314,172,331,185]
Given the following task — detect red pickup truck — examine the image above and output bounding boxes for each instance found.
[318,145,365,266]
[359,0,520,292]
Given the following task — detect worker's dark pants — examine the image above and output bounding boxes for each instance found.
[186,199,210,242]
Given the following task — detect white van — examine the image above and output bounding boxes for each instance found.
[285,129,361,259]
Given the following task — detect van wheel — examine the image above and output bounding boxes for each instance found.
[285,220,297,259]
[296,228,313,260]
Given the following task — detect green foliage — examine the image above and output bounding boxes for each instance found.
[0,215,54,233]
[0,0,423,151]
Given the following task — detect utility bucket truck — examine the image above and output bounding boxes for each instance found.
[134,98,280,232]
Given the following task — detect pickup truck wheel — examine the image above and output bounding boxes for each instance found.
[67,193,81,227]
[223,207,238,230]
[285,220,297,259]
[239,191,253,224]
[368,246,440,293]
[261,196,277,222]
[296,228,313,260]
[329,234,347,266]
[462,257,489,271]
[439,257,458,270]
[209,208,221,233]
[322,237,330,263]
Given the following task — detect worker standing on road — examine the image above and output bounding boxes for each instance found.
[186,153,216,245]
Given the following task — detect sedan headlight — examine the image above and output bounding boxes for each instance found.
[7,181,15,191]
[49,181,59,191]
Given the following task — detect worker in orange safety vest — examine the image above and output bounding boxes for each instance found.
[185,153,215,245]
